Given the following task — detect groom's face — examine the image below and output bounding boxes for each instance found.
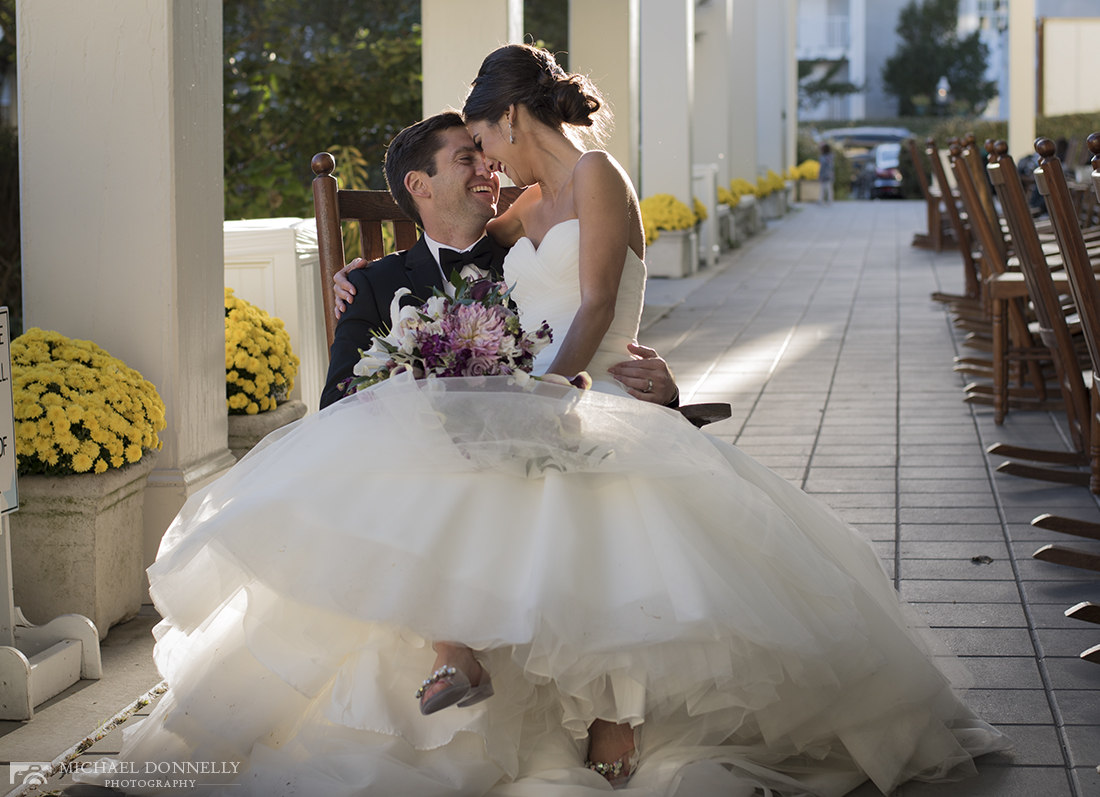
[423,127,500,232]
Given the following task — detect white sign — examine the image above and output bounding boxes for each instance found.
[0,309,16,514]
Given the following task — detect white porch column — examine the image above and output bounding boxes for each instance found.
[694,0,734,187]
[1008,0,1036,159]
[639,0,694,203]
[785,0,798,173]
[16,0,236,576]
[422,0,522,117]
[848,0,867,120]
[728,0,757,181]
[755,0,787,175]
[570,0,641,188]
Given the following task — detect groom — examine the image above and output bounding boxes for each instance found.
[320,111,678,410]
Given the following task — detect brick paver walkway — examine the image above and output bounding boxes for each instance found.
[642,199,1100,796]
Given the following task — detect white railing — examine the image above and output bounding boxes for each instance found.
[224,219,326,416]
[797,15,850,54]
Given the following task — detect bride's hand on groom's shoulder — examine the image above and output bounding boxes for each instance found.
[333,258,367,320]
[609,344,679,407]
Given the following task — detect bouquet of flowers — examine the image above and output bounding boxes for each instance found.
[342,277,554,395]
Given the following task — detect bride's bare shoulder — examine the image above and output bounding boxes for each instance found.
[574,150,631,185]
[487,184,541,247]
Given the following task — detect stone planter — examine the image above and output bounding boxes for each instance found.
[732,196,763,238]
[10,452,158,640]
[646,228,698,278]
[759,192,784,220]
[227,399,308,460]
[715,205,734,250]
[797,180,821,202]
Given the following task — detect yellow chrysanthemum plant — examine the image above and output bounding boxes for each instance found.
[795,160,820,181]
[639,193,699,246]
[755,170,787,198]
[719,179,759,208]
[693,197,708,222]
[225,288,300,415]
[11,328,166,476]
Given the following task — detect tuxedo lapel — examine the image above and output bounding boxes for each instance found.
[403,238,445,299]
[484,236,509,281]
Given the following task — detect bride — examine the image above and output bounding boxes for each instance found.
[79,45,1008,797]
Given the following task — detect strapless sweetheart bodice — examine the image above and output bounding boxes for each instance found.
[505,219,646,382]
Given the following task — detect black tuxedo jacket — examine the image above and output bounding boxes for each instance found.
[320,236,509,409]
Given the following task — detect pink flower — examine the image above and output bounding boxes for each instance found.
[467,356,500,376]
[445,304,507,358]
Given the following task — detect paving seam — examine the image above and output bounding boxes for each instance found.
[893,205,904,593]
[794,207,876,492]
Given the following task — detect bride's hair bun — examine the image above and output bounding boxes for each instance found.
[464,44,610,145]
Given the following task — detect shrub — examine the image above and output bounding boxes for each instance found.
[12,329,166,476]
[639,194,698,246]
[224,288,300,415]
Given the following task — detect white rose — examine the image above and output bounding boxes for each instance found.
[423,295,448,318]
[459,265,485,282]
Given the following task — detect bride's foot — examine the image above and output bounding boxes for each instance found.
[586,719,637,788]
[415,643,493,715]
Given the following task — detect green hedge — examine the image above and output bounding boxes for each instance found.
[926,111,1100,166]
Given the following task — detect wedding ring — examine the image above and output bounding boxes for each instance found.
[645,378,653,393]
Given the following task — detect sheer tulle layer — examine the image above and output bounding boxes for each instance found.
[80,377,1007,796]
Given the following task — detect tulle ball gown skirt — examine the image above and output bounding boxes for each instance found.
[78,375,1008,797]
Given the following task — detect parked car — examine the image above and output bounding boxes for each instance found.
[817,127,913,199]
[818,126,914,149]
[855,142,903,199]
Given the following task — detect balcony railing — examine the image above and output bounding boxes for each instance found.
[797,15,850,54]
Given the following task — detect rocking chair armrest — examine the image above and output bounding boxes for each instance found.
[678,403,732,428]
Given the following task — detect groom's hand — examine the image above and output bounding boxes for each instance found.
[608,344,679,406]
[333,258,369,320]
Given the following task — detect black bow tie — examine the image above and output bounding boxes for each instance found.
[438,237,496,276]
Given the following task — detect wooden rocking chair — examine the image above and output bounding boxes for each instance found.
[983,141,1090,486]
[948,141,1062,420]
[908,137,957,255]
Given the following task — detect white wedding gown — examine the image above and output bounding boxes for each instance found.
[80,219,1007,797]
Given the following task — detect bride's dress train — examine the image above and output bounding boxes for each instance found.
[79,220,1007,796]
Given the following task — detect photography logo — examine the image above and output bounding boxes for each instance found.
[9,762,50,787]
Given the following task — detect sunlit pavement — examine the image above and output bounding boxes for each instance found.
[643,199,1099,796]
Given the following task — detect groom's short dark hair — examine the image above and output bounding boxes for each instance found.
[384,111,467,228]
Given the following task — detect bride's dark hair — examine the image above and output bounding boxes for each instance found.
[463,44,609,145]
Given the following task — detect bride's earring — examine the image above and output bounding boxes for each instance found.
[509,121,515,145]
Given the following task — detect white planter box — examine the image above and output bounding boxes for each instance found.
[646,228,698,278]
[10,453,158,639]
[797,181,821,202]
[227,399,308,460]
